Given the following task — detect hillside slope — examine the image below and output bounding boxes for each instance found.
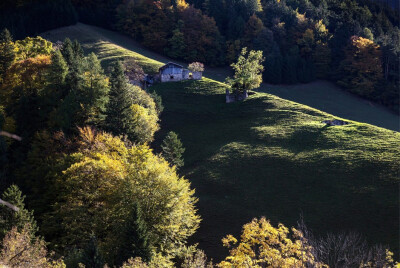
[43,24,400,260]
[151,79,399,260]
[42,23,399,132]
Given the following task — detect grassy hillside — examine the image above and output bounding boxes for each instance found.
[151,79,400,260]
[42,23,399,132]
[42,24,400,260]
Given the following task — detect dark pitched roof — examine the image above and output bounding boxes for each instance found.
[159,62,184,72]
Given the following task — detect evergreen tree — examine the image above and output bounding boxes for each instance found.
[105,61,132,136]
[0,29,15,82]
[161,131,185,169]
[73,39,84,60]
[312,41,331,79]
[265,54,283,84]
[0,185,38,240]
[115,203,152,266]
[61,38,75,66]
[47,50,68,87]
[282,54,298,84]
[80,235,105,268]
[0,107,7,184]
[79,53,109,126]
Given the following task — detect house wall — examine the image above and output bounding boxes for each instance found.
[160,65,185,82]
[161,73,184,82]
[192,71,202,80]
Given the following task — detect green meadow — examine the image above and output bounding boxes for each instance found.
[44,23,400,260]
[151,79,399,259]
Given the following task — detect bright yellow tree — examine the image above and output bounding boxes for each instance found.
[218,217,327,268]
[338,36,383,97]
[52,127,200,262]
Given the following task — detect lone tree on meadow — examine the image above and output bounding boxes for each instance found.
[161,131,185,169]
[227,47,264,93]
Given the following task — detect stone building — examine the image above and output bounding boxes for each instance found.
[158,62,203,82]
[159,62,189,82]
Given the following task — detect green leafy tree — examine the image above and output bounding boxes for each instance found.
[0,29,15,82]
[161,131,185,169]
[0,185,38,240]
[166,29,187,59]
[127,103,159,144]
[243,15,264,49]
[227,47,264,93]
[15,36,53,60]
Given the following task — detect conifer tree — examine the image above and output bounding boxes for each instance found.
[105,61,132,136]
[80,235,105,268]
[0,29,15,82]
[282,54,298,84]
[115,203,152,266]
[0,107,7,183]
[73,39,84,60]
[79,53,109,126]
[161,131,185,169]
[61,38,75,66]
[0,185,38,240]
[312,42,331,79]
[47,50,68,86]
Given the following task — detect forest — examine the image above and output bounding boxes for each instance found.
[1,0,399,112]
[0,0,399,267]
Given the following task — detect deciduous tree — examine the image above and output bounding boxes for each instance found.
[50,128,200,263]
[337,36,383,97]
[218,217,326,268]
[227,47,264,93]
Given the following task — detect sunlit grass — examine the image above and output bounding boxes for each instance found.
[43,24,400,261]
[151,79,400,260]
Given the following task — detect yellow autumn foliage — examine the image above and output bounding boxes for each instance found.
[218,217,327,268]
[53,127,200,259]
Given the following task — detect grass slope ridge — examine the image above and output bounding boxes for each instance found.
[43,24,400,260]
[151,79,399,260]
[43,23,399,132]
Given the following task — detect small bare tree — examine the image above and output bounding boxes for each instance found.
[297,216,396,268]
